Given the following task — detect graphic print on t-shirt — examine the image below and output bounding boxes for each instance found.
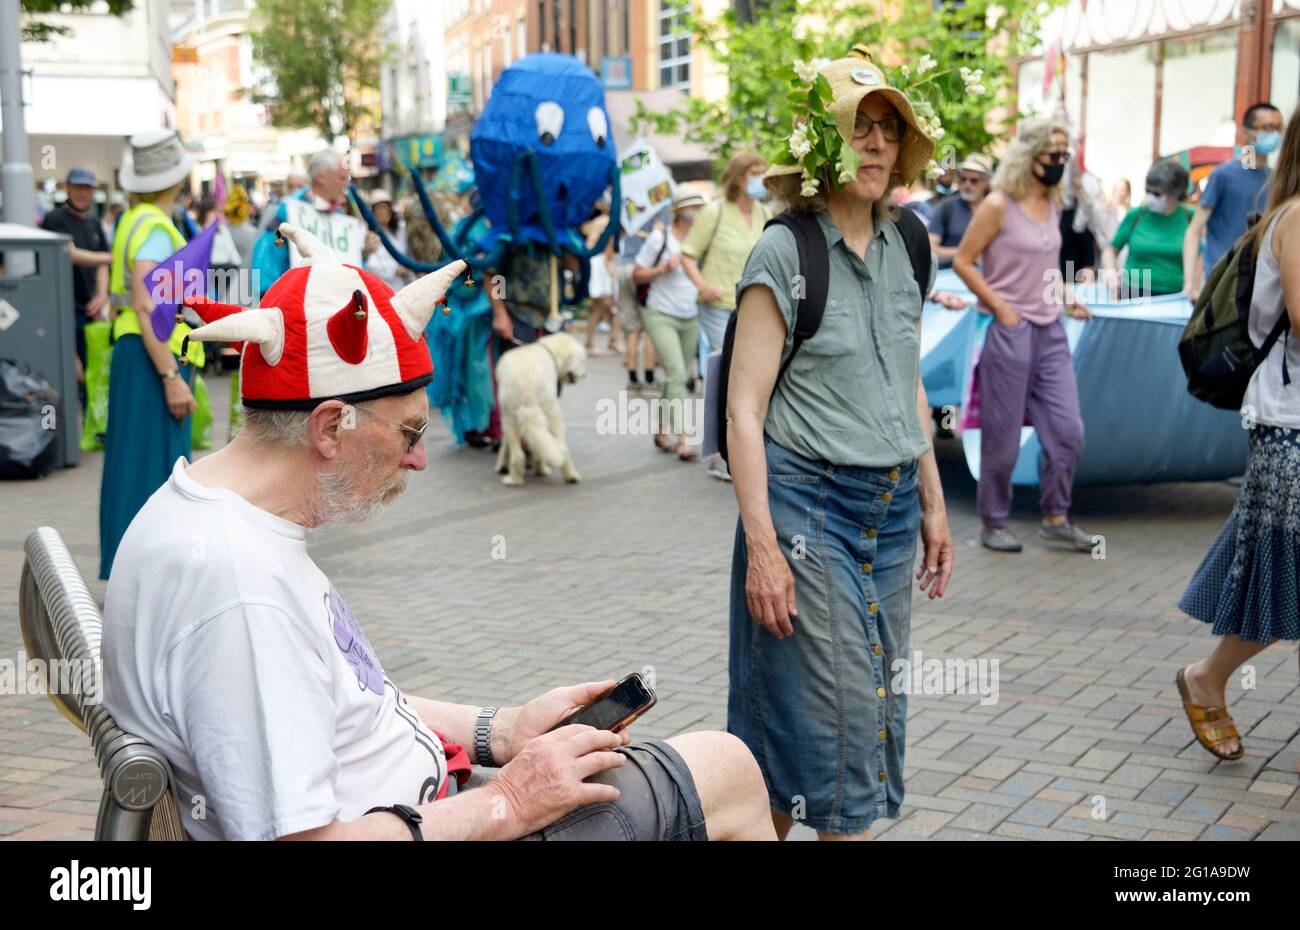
[326,587,384,692]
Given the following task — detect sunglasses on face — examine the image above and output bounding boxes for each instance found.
[959,174,986,184]
[852,114,905,143]
[1037,150,1071,165]
[354,404,428,454]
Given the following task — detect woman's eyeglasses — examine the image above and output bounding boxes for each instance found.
[1037,150,1071,165]
[352,405,428,454]
[852,114,905,142]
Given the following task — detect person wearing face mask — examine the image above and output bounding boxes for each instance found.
[953,118,1094,554]
[929,153,993,269]
[681,150,771,481]
[1183,103,1283,300]
[1103,159,1193,298]
[635,190,706,459]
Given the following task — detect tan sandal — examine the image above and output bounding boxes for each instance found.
[676,442,698,462]
[1176,668,1245,761]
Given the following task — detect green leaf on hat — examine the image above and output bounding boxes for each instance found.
[813,73,833,103]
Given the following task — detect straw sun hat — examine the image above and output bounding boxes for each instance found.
[765,50,936,190]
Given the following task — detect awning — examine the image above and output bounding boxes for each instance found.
[604,88,713,178]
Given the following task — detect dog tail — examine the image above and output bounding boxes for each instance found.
[519,407,566,468]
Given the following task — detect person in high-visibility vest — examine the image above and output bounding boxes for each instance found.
[99,131,205,579]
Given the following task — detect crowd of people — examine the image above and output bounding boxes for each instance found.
[25,43,1293,843]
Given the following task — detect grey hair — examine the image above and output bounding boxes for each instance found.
[239,407,314,448]
[239,399,382,448]
[1145,159,1190,200]
[992,117,1070,204]
[308,149,345,180]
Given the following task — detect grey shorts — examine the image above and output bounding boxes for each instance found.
[516,739,707,841]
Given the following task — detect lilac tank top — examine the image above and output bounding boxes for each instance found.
[981,196,1062,325]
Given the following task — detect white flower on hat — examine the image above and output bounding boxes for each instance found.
[917,54,937,75]
[837,162,855,185]
[793,60,818,84]
[800,175,821,197]
[968,83,987,95]
[925,161,944,179]
[789,126,814,161]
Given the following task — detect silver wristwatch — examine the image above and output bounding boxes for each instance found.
[474,706,499,767]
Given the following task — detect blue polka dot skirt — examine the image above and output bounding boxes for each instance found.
[1180,425,1300,643]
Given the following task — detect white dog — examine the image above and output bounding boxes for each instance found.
[495,332,587,486]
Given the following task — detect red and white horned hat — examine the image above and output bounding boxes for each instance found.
[183,223,466,409]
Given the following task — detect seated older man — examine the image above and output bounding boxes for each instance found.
[102,226,772,841]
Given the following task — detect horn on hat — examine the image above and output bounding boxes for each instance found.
[182,296,249,325]
[277,222,339,265]
[328,289,370,365]
[389,259,467,340]
[187,308,286,366]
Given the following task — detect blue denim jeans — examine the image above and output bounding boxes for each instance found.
[727,434,919,834]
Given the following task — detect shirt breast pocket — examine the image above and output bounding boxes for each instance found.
[797,297,859,358]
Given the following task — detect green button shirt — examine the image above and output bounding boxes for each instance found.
[735,209,935,468]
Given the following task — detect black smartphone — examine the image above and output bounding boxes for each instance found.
[550,673,657,734]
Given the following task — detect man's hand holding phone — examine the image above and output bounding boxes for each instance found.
[492,680,628,763]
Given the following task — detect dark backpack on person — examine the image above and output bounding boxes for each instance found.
[712,207,932,463]
[1179,218,1291,410]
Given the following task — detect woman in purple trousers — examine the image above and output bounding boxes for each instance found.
[953,118,1095,554]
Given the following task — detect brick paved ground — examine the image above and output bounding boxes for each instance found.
[2,356,1298,840]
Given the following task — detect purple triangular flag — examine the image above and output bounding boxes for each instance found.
[147,222,218,342]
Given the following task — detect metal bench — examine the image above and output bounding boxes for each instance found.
[18,527,188,841]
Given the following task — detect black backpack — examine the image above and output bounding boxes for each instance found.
[713,207,932,463]
[1179,219,1292,410]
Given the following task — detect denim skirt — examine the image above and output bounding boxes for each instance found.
[727,434,920,834]
[1179,424,1300,642]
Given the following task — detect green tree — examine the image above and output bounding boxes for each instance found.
[20,0,135,43]
[247,0,391,143]
[634,0,1065,177]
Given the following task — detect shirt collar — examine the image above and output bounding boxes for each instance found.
[815,208,893,254]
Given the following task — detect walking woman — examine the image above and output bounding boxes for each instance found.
[726,52,954,840]
[635,190,705,459]
[1176,107,1300,764]
[683,150,770,480]
[100,131,204,578]
[953,118,1095,553]
[681,151,770,355]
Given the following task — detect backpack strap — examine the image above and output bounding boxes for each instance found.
[696,201,726,273]
[765,211,830,383]
[894,206,933,300]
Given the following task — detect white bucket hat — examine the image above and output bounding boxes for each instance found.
[118,130,194,194]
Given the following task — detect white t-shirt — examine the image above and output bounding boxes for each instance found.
[636,227,698,319]
[1243,207,1300,429]
[102,459,446,841]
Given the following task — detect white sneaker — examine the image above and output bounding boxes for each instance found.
[708,459,731,482]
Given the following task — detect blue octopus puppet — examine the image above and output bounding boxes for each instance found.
[354,53,620,445]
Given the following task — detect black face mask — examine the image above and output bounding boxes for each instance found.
[1036,162,1066,187]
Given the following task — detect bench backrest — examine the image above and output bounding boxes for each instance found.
[19,527,188,841]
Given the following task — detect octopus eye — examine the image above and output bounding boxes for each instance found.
[535,101,564,146]
[587,107,608,148]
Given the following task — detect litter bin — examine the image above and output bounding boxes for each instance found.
[0,223,79,469]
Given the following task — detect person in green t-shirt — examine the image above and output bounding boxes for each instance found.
[1103,159,1193,297]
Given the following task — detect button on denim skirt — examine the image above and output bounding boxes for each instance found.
[727,434,919,835]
